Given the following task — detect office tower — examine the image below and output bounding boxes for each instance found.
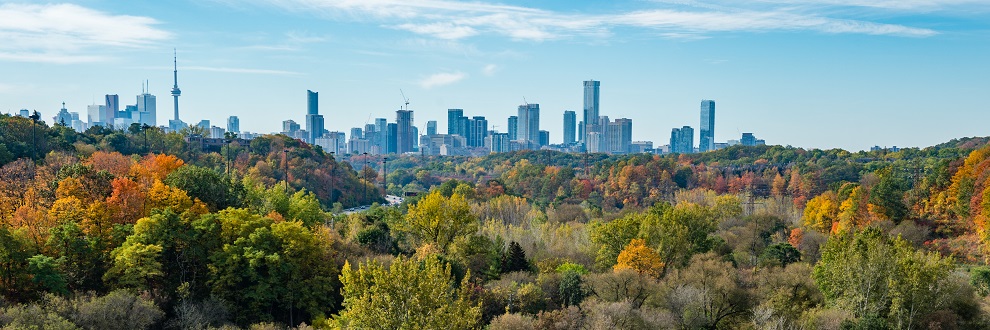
[54,103,72,126]
[507,116,518,141]
[315,131,346,155]
[87,104,106,126]
[305,90,324,144]
[578,120,584,146]
[396,110,414,153]
[447,109,464,136]
[350,127,363,140]
[171,50,181,121]
[563,110,576,145]
[741,133,756,146]
[375,118,387,150]
[18,109,29,117]
[227,116,240,134]
[386,123,397,154]
[699,100,715,152]
[607,118,632,154]
[426,120,437,136]
[197,120,210,130]
[670,126,694,154]
[539,130,550,147]
[103,94,118,125]
[282,120,300,133]
[363,124,378,153]
[583,80,600,145]
[136,87,156,126]
[517,104,540,146]
[631,141,653,154]
[469,116,488,147]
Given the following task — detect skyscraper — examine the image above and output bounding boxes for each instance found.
[307,90,319,115]
[426,120,437,136]
[607,118,633,154]
[305,90,324,144]
[507,116,518,141]
[137,87,156,126]
[517,104,540,147]
[227,116,240,134]
[563,110,576,145]
[583,80,600,145]
[447,109,464,136]
[539,130,550,147]
[386,123,397,154]
[396,110,414,154]
[699,100,715,152]
[103,94,118,125]
[469,116,488,147]
[670,126,694,154]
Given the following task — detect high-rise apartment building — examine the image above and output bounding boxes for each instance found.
[517,104,540,147]
[386,123,397,154]
[426,120,437,136]
[447,109,464,136]
[469,116,488,147]
[699,100,715,152]
[305,90,324,144]
[396,110,414,154]
[563,110,576,145]
[607,118,632,154]
[670,126,694,154]
[282,120,300,133]
[539,130,550,147]
[583,80,600,145]
[741,133,757,146]
[507,116,518,141]
[227,116,240,134]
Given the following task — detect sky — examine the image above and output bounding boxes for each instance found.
[1,0,989,151]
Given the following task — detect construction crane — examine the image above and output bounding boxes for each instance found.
[400,89,410,110]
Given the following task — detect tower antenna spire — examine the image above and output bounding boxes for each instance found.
[171,48,182,122]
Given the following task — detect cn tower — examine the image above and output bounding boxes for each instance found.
[171,49,181,121]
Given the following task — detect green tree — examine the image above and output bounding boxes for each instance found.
[759,242,802,267]
[27,255,67,295]
[165,165,242,211]
[331,255,479,329]
[400,191,477,253]
[501,241,530,273]
[0,227,36,302]
[813,228,955,328]
[589,214,642,270]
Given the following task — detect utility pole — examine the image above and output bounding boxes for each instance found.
[329,152,336,206]
[363,152,368,204]
[283,149,289,191]
[383,157,388,199]
[29,110,40,161]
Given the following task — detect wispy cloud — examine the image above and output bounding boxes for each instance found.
[0,3,172,63]
[419,71,466,88]
[482,64,498,76]
[226,0,942,41]
[185,66,302,75]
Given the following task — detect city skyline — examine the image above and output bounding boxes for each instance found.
[1,1,989,151]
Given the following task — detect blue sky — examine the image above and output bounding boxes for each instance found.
[1,0,988,151]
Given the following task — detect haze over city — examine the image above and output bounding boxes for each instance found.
[1,0,989,151]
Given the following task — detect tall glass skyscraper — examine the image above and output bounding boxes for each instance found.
[583,80,600,145]
[447,109,464,136]
[699,100,715,152]
[517,104,540,148]
[396,110,414,154]
[507,116,518,141]
[305,90,324,144]
[563,110,576,145]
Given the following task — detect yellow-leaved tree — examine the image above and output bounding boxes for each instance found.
[401,191,477,253]
[614,238,665,279]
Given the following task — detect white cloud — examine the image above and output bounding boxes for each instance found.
[0,3,171,63]
[482,64,498,76]
[228,0,942,41]
[419,71,466,88]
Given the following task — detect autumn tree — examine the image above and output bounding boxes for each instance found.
[613,239,664,279]
[331,255,480,329]
[400,191,477,253]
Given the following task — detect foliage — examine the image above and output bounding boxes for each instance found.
[331,255,479,329]
[400,191,477,253]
